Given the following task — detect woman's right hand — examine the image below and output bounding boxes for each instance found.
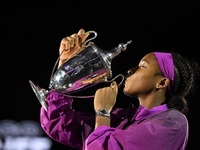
[58,29,90,68]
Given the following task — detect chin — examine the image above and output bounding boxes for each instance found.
[123,87,138,98]
[123,89,134,98]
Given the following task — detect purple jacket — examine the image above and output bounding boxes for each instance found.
[40,92,188,150]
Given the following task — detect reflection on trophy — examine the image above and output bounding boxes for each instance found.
[29,31,132,111]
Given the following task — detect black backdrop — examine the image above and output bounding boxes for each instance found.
[0,1,199,149]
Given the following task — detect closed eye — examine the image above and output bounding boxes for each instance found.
[139,66,145,68]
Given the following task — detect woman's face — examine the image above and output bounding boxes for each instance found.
[124,53,163,98]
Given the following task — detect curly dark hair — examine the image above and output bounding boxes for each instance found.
[165,52,198,115]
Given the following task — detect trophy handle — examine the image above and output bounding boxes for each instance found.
[56,74,125,99]
[83,31,98,47]
[29,80,49,111]
[104,74,125,89]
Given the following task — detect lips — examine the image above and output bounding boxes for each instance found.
[124,74,131,87]
[124,79,128,87]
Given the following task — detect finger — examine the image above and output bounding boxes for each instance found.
[71,34,78,44]
[95,88,102,97]
[78,29,85,37]
[66,37,75,48]
[80,32,90,44]
[111,81,118,95]
[61,38,70,50]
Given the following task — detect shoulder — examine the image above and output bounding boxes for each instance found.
[154,108,188,129]
[166,109,187,121]
[167,109,188,125]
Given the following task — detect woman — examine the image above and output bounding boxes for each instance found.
[40,29,195,150]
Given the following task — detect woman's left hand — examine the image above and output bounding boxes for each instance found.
[94,81,118,113]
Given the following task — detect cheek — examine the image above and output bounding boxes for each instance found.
[124,72,155,96]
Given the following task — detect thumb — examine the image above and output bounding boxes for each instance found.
[77,28,90,45]
[78,28,85,37]
[79,32,90,44]
[111,81,118,95]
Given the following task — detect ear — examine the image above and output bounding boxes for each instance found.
[156,78,170,89]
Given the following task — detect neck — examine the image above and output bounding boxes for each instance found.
[138,89,166,109]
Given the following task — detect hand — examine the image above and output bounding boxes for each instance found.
[58,29,90,68]
[94,81,118,113]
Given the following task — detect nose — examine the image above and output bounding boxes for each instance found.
[127,66,139,77]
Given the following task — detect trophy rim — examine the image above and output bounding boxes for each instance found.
[29,80,49,112]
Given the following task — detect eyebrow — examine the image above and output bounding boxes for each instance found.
[141,59,149,64]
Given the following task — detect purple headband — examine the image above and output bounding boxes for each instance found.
[154,52,174,96]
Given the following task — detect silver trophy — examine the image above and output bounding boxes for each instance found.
[29,31,132,111]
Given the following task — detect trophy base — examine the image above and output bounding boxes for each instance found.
[29,80,49,112]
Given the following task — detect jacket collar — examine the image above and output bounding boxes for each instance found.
[127,104,168,122]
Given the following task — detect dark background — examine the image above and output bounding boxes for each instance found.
[0,1,199,149]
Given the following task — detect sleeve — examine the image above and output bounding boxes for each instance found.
[40,91,95,150]
[85,116,187,150]
[172,113,188,150]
